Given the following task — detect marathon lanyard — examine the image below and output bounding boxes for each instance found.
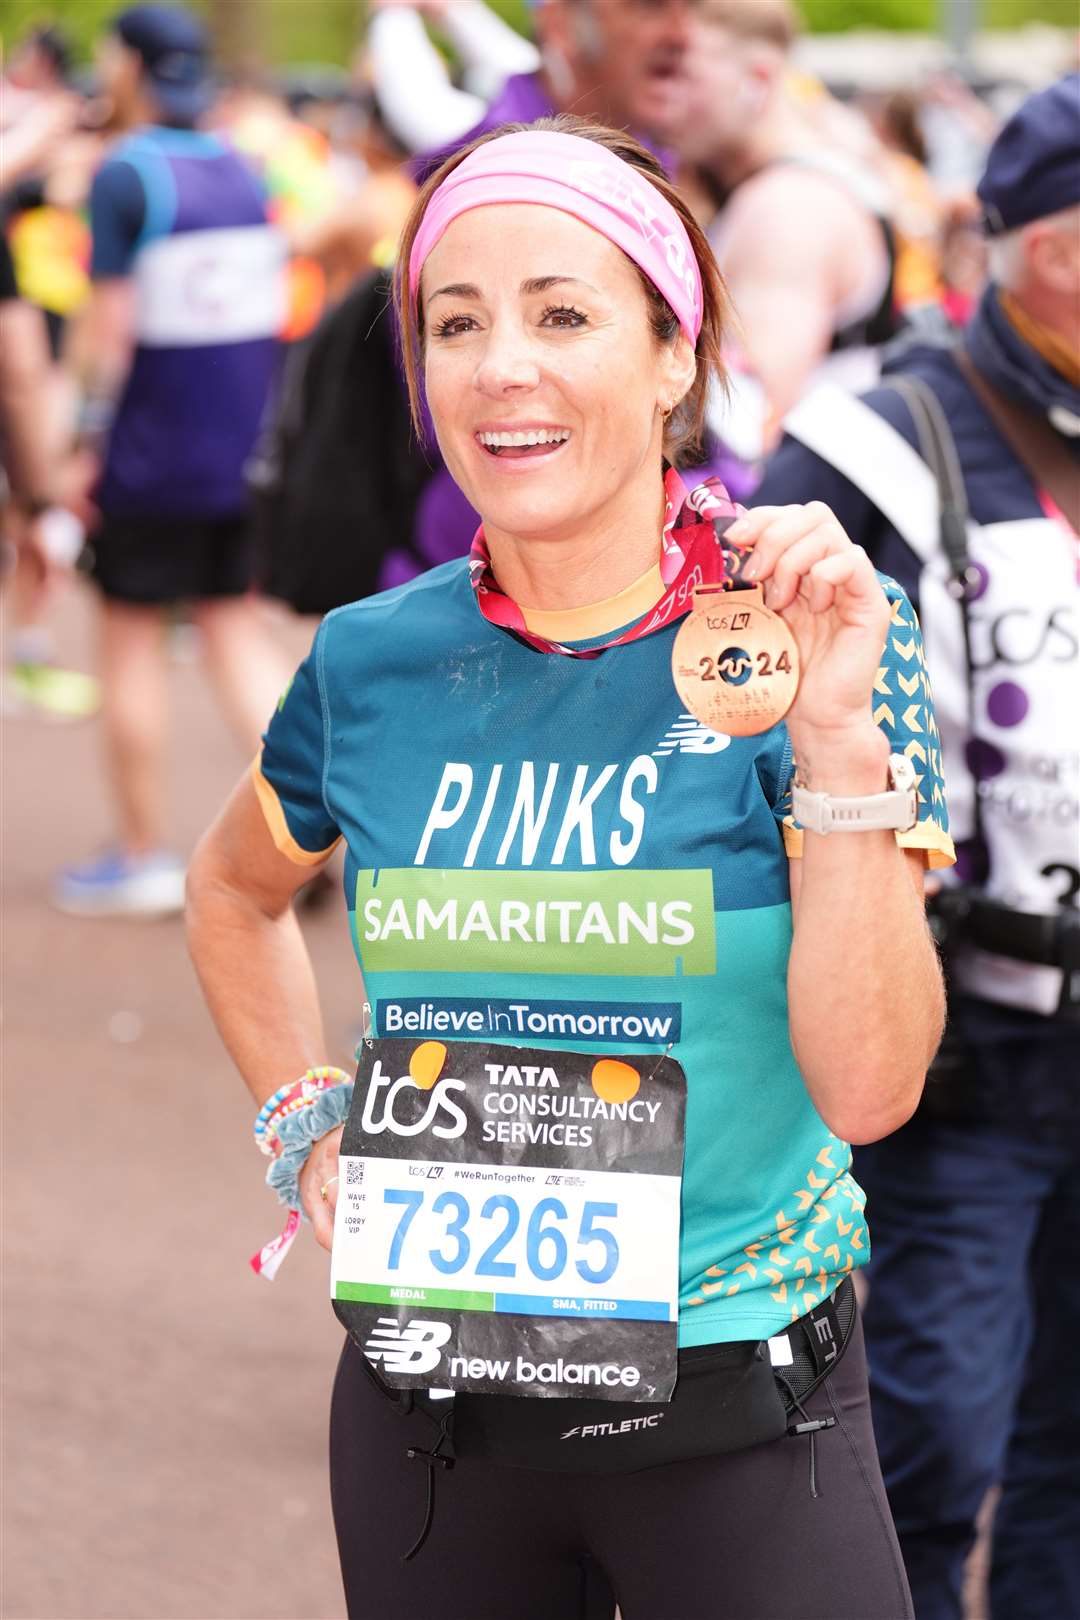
[467,466,742,655]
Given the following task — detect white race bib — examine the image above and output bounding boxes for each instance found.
[331,1039,685,1401]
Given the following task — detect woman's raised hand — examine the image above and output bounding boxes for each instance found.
[298,1125,345,1253]
[722,503,891,751]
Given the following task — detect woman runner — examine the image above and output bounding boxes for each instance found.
[187,117,953,1620]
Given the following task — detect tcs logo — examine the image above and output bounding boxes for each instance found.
[360,1044,467,1140]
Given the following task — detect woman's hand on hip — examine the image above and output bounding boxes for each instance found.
[299,1125,344,1252]
[725,502,891,746]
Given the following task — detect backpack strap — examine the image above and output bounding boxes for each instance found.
[875,374,985,859]
[783,382,940,557]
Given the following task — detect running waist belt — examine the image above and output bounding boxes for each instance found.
[357,1279,856,1558]
[449,1277,856,1474]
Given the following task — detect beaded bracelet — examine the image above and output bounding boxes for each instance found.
[250,1082,355,1282]
[254,1066,351,1158]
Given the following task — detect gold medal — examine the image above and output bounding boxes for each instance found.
[671,586,800,737]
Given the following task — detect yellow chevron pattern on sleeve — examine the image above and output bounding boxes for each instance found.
[782,575,955,870]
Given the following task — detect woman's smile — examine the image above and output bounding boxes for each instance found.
[474,424,573,464]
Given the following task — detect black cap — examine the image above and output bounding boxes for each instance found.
[113,4,210,124]
[977,74,1080,236]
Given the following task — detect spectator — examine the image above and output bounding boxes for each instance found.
[215,77,341,341]
[1,25,74,140]
[752,75,1080,1620]
[861,88,950,315]
[286,90,417,303]
[55,4,291,917]
[0,230,96,719]
[378,0,698,177]
[677,0,898,464]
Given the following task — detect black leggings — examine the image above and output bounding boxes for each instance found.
[330,1315,913,1620]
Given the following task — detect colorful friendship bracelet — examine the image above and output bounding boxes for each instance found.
[251,1081,355,1282]
[254,1066,351,1158]
[257,1088,326,1156]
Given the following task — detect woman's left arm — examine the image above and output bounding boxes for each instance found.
[723,502,946,1144]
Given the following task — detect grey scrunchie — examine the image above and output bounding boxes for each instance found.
[265,1083,354,1216]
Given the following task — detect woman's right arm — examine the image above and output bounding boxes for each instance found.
[186,771,332,1111]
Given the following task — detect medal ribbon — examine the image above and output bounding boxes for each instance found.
[468,467,745,657]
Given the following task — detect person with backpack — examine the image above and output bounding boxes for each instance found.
[750,76,1080,1620]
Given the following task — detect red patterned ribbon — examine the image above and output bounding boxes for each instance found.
[468,467,743,657]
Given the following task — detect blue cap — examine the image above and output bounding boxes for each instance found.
[977,74,1080,236]
[113,4,210,125]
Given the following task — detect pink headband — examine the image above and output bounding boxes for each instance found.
[408,129,704,347]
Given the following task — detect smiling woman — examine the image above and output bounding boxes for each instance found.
[187,112,950,1620]
[393,121,728,608]
[398,120,726,451]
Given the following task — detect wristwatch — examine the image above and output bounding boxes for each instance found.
[791,753,919,835]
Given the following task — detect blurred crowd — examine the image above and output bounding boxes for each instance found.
[3,5,1068,893]
[0,0,1069,902]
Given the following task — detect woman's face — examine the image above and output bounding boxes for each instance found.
[420,203,692,548]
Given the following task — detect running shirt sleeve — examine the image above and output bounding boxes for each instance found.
[778,575,955,869]
[89,159,147,279]
[252,631,342,865]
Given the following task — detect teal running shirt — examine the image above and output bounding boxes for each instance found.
[256,557,952,1345]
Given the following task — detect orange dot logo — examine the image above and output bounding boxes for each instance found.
[408,1041,447,1090]
[590,1059,640,1104]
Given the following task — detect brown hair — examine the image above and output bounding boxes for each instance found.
[392,114,730,463]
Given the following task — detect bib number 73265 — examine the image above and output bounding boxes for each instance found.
[385,1188,619,1286]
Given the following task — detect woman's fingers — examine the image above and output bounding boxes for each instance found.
[727,502,885,626]
[726,502,847,592]
[762,523,841,611]
[804,545,888,627]
[299,1127,343,1253]
[723,505,787,545]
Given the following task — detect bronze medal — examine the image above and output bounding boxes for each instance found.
[671,586,800,737]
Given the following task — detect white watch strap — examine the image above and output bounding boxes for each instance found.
[791,754,919,835]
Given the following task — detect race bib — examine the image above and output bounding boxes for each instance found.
[331,1039,686,1401]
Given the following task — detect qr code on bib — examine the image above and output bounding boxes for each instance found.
[346,1161,364,1187]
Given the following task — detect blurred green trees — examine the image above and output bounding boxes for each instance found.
[1,0,1073,71]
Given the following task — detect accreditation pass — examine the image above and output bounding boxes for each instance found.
[331,1038,686,1402]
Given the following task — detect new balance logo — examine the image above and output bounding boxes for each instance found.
[653,713,731,757]
[364,1318,452,1374]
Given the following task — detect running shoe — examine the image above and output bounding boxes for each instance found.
[53,850,186,918]
[8,660,101,720]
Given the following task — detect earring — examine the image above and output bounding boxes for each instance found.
[660,400,674,421]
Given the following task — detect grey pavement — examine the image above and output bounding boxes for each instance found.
[3,581,353,1620]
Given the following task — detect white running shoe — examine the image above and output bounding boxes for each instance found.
[53,849,186,918]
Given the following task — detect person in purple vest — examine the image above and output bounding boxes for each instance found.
[383,0,697,183]
[56,5,291,918]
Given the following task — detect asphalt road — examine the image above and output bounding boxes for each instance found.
[3,582,353,1620]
